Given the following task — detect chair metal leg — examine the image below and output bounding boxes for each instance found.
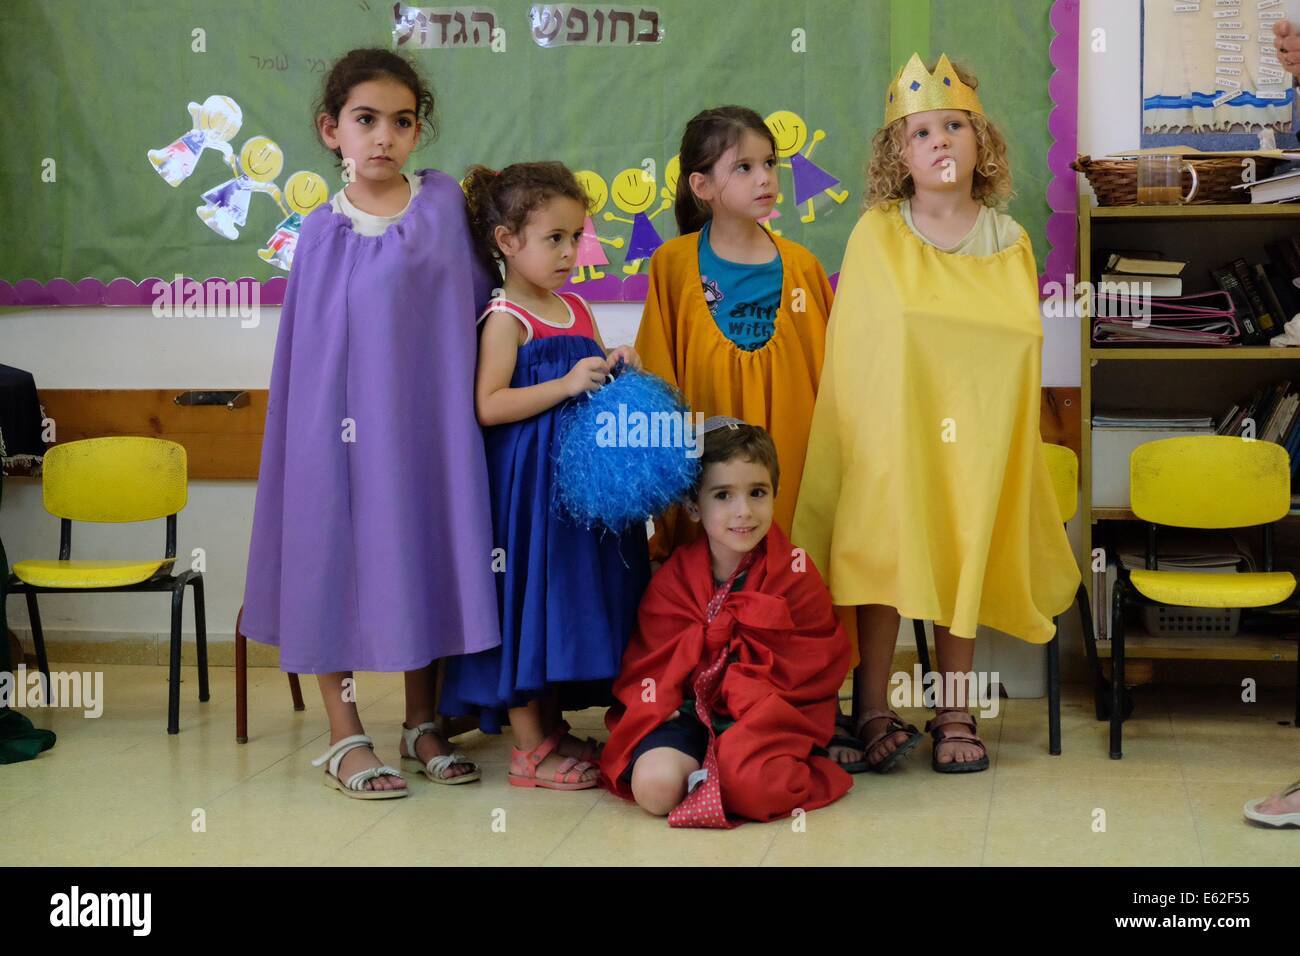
[22,590,51,704]
[913,619,931,679]
[1047,627,1061,755]
[1109,582,1125,759]
[1075,581,1107,721]
[288,673,305,711]
[191,576,209,703]
[235,609,247,743]
[167,584,184,734]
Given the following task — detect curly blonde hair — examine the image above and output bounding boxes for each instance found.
[865,60,1012,210]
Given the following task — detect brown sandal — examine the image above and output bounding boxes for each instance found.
[925,708,990,774]
[554,719,603,765]
[859,708,924,774]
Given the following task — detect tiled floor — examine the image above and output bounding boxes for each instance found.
[1,664,1296,865]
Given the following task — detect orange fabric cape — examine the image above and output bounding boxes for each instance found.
[635,231,833,559]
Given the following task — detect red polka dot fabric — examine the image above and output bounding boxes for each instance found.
[667,551,758,830]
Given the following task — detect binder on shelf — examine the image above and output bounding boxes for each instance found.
[1091,290,1239,345]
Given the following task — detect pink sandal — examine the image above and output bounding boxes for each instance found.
[509,732,599,790]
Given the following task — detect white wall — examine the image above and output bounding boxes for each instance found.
[1,0,1136,654]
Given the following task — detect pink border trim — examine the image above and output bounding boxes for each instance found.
[3,4,1079,308]
[1042,0,1080,295]
[0,276,287,308]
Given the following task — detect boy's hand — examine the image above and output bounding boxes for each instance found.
[563,356,609,397]
[606,345,642,371]
[1276,20,1300,76]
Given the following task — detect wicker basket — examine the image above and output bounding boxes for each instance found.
[1073,153,1285,206]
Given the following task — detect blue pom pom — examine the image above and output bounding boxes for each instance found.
[552,368,700,532]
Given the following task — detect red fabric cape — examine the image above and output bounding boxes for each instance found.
[599,524,853,822]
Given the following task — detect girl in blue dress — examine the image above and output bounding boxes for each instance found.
[441,162,651,791]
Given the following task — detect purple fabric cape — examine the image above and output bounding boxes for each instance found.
[241,168,502,673]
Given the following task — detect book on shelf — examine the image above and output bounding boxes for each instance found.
[1093,410,1216,429]
[1218,388,1262,436]
[1256,263,1297,330]
[1100,273,1181,296]
[1251,381,1284,440]
[1114,525,1256,573]
[1232,258,1279,338]
[1262,261,1300,323]
[1211,265,1262,343]
[1098,248,1187,276]
[1218,380,1300,479]
[1231,167,1300,204]
[1091,290,1238,345]
[1264,237,1300,290]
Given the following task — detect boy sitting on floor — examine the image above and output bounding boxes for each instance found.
[599,418,852,827]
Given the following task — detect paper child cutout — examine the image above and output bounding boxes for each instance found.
[660,153,680,204]
[147,95,243,187]
[571,170,624,283]
[766,110,849,224]
[604,166,672,275]
[196,136,289,240]
[257,171,328,270]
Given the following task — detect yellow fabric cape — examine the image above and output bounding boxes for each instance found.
[636,231,834,560]
[792,204,1079,644]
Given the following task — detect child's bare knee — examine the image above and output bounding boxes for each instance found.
[631,754,691,816]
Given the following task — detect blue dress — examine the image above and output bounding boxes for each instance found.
[440,293,650,732]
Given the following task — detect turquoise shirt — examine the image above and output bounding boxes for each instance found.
[697,221,783,351]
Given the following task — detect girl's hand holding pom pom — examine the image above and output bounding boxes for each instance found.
[552,368,699,533]
[605,345,642,371]
[564,356,609,397]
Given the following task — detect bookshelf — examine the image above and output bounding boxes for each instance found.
[1078,199,1300,666]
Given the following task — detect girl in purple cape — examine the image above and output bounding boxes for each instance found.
[241,49,500,799]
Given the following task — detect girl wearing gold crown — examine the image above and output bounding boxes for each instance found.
[793,55,1079,774]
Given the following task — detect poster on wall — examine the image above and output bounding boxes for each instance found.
[1141,0,1299,149]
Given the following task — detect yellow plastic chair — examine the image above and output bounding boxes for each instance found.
[5,437,209,734]
[1110,436,1299,759]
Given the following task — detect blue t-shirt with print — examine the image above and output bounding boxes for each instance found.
[697,221,783,352]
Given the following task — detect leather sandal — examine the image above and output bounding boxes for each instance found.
[400,721,481,785]
[925,708,990,774]
[311,734,408,799]
[509,732,599,791]
[823,713,870,774]
[859,708,924,774]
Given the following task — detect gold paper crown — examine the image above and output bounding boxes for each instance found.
[884,53,984,126]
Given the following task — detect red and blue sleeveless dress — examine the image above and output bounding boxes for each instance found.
[441,292,650,732]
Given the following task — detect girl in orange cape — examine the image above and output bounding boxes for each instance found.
[636,107,833,559]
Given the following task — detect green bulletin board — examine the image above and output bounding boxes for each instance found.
[0,0,1064,304]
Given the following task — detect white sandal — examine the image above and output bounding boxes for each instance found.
[1243,779,1300,828]
[400,721,481,785]
[311,734,408,800]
